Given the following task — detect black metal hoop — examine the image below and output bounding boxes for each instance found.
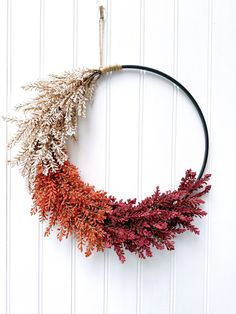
[118,65,209,180]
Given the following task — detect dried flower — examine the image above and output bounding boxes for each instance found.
[6,68,101,190]
[104,170,211,262]
[32,161,111,256]
[32,163,211,262]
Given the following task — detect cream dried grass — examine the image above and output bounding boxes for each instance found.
[6,68,102,190]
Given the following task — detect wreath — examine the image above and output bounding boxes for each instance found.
[5,64,211,263]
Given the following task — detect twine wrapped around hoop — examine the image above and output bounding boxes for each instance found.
[100,64,122,74]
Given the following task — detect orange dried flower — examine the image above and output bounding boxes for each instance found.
[32,161,112,256]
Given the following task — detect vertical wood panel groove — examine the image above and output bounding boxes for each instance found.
[71,1,78,314]
[38,1,45,313]
[103,1,112,313]
[73,0,78,69]
[170,0,179,313]
[70,239,76,314]
[203,0,213,313]
[6,0,12,313]
[136,0,145,313]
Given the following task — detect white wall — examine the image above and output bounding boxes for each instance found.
[1,0,236,313]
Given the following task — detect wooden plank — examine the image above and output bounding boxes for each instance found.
[173,1,210,314]
[208,1,236,313]
[106,1,143,314]
[41,1,73,314]
[0,0,8,312]
[73,1,107,314]
[7,0,40,313]
[141,0,175,313]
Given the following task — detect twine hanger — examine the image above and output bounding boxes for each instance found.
[98,5,122,74]
[99,5,105,68]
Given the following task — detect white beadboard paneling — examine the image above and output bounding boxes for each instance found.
[72,84,109,312]
[0,0,8,313]
[209,1,236,313]
[109,0,141,65]
[71,1,78,314]
[42,1,73,314]
[174,1,210,314]
[141,1,175,313]
[175,0,209,179]
[1,0,236,314]
[10,0,40,312]
[203,1,213,312]
[44,0,74,73]
[71,2,108,314]
[8,0,40,314]
[107,1,143,314]
[72,80,109,314]
[75,0,100,68]
[144,0,175,73]
[38,2,45,313]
